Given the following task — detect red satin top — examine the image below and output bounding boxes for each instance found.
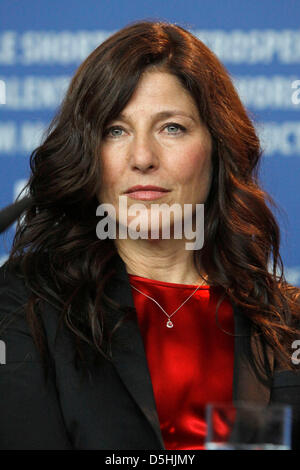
[129,274,235,450]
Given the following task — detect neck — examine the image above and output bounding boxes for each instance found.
[115,237,207,285]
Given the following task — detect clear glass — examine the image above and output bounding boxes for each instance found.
[205,402,292,450]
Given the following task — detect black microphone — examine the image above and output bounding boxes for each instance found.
[0,196,32,234]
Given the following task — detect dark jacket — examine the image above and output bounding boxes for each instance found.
[0,254,300,450]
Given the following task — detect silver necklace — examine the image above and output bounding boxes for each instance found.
[130,278,207,328]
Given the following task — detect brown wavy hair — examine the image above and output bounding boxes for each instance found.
[4,20,300,378]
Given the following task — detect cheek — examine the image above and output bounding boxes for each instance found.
[101,156,123,187]
[99,154,124,204]
[172,145,212,185]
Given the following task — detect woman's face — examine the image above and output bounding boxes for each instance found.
[98,70,213,237]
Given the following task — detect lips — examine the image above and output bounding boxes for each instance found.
[125,185,169,193]
[124,185,170,201]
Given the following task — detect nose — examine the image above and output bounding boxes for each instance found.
[129,133,159,173]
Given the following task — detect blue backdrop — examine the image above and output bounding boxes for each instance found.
[0,0,299,285]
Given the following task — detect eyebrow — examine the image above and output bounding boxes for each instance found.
[115,110,198,123]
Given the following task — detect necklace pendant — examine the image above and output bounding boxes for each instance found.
[166,319,174,328]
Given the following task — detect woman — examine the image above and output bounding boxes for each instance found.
[0,20,300,450]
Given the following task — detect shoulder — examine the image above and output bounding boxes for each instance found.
[0,252,54,311]
[0,257,31,300]
[0,255,70,364]
[0,257,33,327]
[0,258,41,363]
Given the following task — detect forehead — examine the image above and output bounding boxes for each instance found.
[118,71,200,118]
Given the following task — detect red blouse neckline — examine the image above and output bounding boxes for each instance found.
[128,273,211,290]
[130,275,234,450]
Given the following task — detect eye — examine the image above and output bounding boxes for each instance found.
[103,123,187,139]
[103,126,125,138]
[163,123,186,135]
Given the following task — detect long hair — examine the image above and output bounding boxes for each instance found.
[4,20,300,377]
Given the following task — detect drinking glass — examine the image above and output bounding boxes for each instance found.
[205,402,292,450]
